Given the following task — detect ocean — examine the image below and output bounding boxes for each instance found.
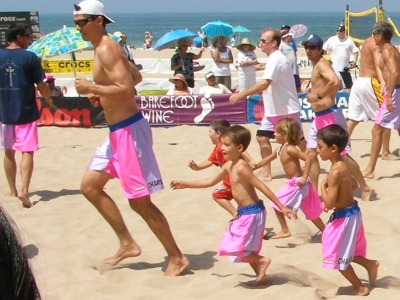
[39,11,400,48]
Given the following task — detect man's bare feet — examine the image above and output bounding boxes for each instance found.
[381,153,400,160]
[104,242,142,265]
[270,231,291,239]
[164,255,190,276]
[18,194,32,208]
[362,170,374,179]
[361,187,374,201]
[367,260,379,286]
[352,286,370,296]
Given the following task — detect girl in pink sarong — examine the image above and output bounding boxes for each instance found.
[254,118,325,239]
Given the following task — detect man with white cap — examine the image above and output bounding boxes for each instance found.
[280,32,301,92]
[73,0,189,275]
[199,72,231,94]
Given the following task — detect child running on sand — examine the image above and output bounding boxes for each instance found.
[171,125,296,285]
[253,118,325,239]
[317,124,379,296]
[188,120,254,217]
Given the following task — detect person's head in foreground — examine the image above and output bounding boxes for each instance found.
[301,34,324,60]
[220,125,251,160]
[6,22,32,49]
[73,0,114,39]
[209,119,231,145]
[259,29,281,55]
[317,124,348,161]
[275,118,301,146]
[372,21,394,43]
[0,205,41,299]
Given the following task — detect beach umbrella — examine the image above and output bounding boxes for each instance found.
[289,24,308,39]
[201,20,233,38]
[233,25,251,34]
[28,26,120,76]
[153,29,198,51]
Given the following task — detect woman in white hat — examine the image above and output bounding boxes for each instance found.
[236,38,258,92]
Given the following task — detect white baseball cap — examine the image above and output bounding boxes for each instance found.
[74,0,114,24]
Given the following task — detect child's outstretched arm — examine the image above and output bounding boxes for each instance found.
[188,159,213,171]
[240,164,297,219]
[171,167,227,190]
[253,149,278,170]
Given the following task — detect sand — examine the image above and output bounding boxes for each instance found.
[1,120,400,299]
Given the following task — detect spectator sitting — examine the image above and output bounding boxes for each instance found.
[199,72,232,95]
[44,75,63,97]
[167,74,193,95]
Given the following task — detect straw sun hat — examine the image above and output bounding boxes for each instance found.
[169,74,188,88]
[236,38,256,51]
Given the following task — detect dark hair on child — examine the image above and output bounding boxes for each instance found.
[210,119,231,133]
[221,125,251,151]
[317,124,348,152]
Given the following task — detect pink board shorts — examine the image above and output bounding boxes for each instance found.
[307,105,351,154]
[322,201,367,270]
[0,121,38,152]
[219,200,266,263]
[375,85,400,129]
[271,177,323,220]
[88,113,164,199]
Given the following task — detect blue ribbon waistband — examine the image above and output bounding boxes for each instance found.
[330,201,360,221]
[238,200,265,215]
[315,105,338,117]
[109,112,143,132]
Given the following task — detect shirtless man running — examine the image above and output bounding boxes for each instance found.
[302,34,373,201]
[347,36,394,160]
[363,22,400,179]
[73,0,188,275]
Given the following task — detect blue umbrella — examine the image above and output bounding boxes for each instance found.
[153,29,198,51]
[201,20,233,38]
[233,25,251,34]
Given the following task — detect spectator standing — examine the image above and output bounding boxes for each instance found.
[323,25,359,90]
[236,38,258,92]
[0,23,53,208]
[210,35,233,90]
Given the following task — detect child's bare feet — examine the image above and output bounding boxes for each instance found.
[362,170,374,179]
[270,231,291,239]
[352,286,370,296]
[361,186,374,202]
[367,260,379,286]
[256,257,271,285]
[104,242,142,265]
[164,255,190,276]
[18,193,32,208]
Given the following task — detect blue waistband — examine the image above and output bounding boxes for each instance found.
[385,84,400,90]
[109,112,143,132]
[315,105,338,117]
[330,201,360,221]
[237,200,265,215]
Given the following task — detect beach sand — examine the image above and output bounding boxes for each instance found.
[1,121,400,299]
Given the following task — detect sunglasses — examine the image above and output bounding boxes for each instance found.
[304,45,318,50]
[259,38,272,44]
[74,17,96,27]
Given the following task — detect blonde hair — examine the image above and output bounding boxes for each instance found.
[276,118,301,146]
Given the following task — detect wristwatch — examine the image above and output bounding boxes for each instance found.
[317,93,322,100]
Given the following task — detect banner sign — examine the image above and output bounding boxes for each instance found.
[247,92,350,123]
[135,94,247,125]
[42,59,93,73]
[36,93,247,127]
[37,97,104,127]
[0,12,40,48]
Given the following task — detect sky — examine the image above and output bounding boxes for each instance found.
[0,0,399,14]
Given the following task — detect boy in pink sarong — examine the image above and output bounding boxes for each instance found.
[317,124,379,296]
[254,118,325,239]
[171,125,296,285]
